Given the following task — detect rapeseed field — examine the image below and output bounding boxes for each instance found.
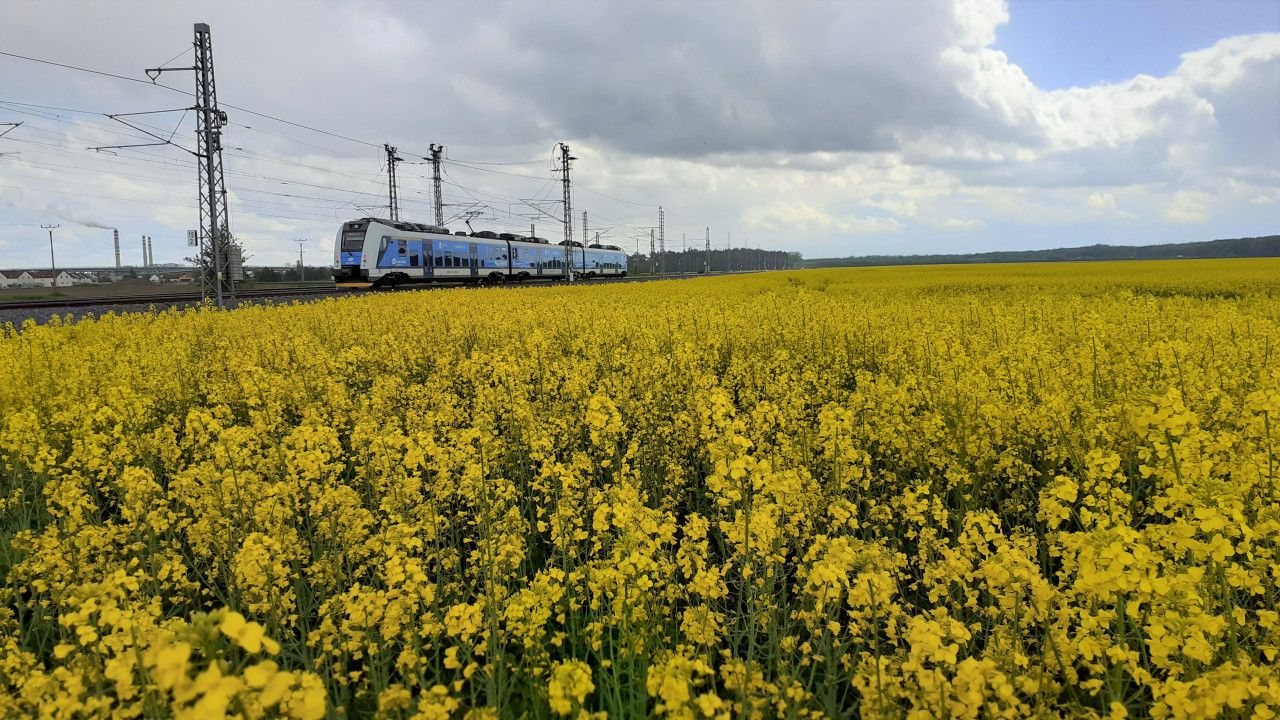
[2,259,1279,718]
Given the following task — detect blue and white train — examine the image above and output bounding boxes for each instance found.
[333,218,628,286]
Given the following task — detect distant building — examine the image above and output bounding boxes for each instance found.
[1,269,77,287]
[0,270,34,288]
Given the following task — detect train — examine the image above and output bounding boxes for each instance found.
[333,218,628,286]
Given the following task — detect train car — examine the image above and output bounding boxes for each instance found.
[333,217,627,285]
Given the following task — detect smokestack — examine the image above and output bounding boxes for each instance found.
[113,229,121,268]
[142,236,148,267]
[147,236,154,267]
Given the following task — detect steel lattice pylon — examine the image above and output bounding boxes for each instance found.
[194,23,236,307]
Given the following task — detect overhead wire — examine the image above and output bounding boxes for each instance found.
[2,50,682,237]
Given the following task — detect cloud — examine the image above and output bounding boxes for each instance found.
[0,1,1276,266]
[1167,191,1212,223]
[744,201,902,235]
[1088,193,1117,210]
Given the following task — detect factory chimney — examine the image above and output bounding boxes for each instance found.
[142,236,148,267]
[113,229,121,268]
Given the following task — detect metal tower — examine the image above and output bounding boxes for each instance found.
[385,144,403,221]
[658,206,665,275]
[428,144,444,226]
[557,143,575,281]
[191,23,235,306]
[705,227,711,274]
[650,229,656,275]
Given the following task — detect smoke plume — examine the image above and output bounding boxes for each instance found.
[47,203,112,230]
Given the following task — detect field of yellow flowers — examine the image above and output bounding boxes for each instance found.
[2,259,1279,719]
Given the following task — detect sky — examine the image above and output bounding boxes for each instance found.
[0,0,1277,268]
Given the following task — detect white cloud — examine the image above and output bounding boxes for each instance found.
[0,2,1276,265]
[744,201,902,235]
[1088,193,1117,210]
[1167,191,1213,223]
[860,196,919,217]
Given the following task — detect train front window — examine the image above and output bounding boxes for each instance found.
[341,232,365,252]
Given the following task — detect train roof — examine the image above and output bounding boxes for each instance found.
[344,218,624,251]
[347,217,451,235]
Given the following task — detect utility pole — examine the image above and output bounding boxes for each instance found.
[144,23,235,306]
[682,232,686,274]
[557,142,575,281]
[705,227,710,274]
[428,144,444,226]
[582,210,589,246]
[190,23,233,306]
[385,144,403,221]
[658,206,665,275]
[41,224,59,288]
[649,229,656,275]
[294,238,306,281]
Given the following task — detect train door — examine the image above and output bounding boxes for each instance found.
[470,243,479,279]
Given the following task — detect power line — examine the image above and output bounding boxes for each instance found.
[0,49,380,150]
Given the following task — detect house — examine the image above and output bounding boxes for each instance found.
[0,269,75,288]
[171,273,195,284]
[0,270,33,288]
[25,270,77,287]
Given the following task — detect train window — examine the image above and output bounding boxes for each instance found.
[341,232,365,251]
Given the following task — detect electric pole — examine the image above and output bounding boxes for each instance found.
[294,238,306,281]
[705,227,710,274]
[658,206,665,275]
[428,144,444,226]
[650,229,656,275]
[557,142,575,282]
[116,23,236,305]
[41,224,59,288]
[191,23,233,306]
[385,144,403,221]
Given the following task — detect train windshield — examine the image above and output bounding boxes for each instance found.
[341,231,366,252]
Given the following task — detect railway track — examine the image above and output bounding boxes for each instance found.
[0,272,753,320]
[0,284,351,311]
